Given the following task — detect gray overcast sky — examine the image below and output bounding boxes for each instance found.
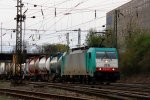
[0,0,131,51]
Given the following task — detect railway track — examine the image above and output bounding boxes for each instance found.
[0,88,89,100]
[111,83,150,89]
[28,82,150,100]
[102,83,150,93]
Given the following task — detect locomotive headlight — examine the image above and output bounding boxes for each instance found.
[105,60,108,63]
[99,68,102,71]
[112,68,115,71]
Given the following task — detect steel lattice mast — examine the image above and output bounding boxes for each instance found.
[14,0,23,81]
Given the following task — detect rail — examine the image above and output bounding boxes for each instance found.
[28,82,150,100]
[0,88,89,100]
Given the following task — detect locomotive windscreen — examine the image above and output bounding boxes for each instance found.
[96,51,118,68]
[96,52,117,59]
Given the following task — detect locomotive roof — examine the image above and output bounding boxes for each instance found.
[71,46,89,51]
[88,48,117,52]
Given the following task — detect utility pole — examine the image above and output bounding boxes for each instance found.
[13,0,23,83]
[23,14,26,50]
[1,23,2,53]
[23,14,27,64]
[66,33,69,46]
[78,28,81,47]
[66,33,69,51]
[114,10,118,48]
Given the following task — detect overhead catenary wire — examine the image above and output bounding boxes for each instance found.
[22,0,130,11]
[0,0,132,48]
[1,14,104,37]
[25,0,90,38]
[41,0,90,32]
[6,14,105,45]
[29,15,105,42]
[24,0,130,30]
[23,0,73,9]
[37,31,88,43]
[25,0,91,29]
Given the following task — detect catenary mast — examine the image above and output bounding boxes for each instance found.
[13,0,23,83]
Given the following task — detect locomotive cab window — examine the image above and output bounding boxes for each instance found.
[96,52,116,59]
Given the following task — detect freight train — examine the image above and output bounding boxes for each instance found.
[0,47,120,83]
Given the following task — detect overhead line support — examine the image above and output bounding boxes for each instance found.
[13,0,23,83]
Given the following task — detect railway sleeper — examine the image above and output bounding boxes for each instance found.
[0,88,89,100]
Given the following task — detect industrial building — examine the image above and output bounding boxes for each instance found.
[106,0,150,48]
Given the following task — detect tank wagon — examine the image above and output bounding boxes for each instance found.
[0,62,6,79]
[22,54,63,81]
[0,61,15,79]
[23,56,50,81]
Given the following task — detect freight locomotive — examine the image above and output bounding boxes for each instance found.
[60,47,120,83]
[0,47,120,83]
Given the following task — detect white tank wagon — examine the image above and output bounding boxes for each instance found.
[35,58,39,72]
[23,60,29,80]
[28,57,39,76]
[48,53,66,82]
[0,62,15,79]
[5,62,11,74]
[38,57,49,74]
[37,56,50,81]
[0,62,6,79]
[24,59,29,75]
[46,57,51,72]
[48,57,60,81]
[50,57,58,74]
[0,62,5,74]
[5,62,13,79]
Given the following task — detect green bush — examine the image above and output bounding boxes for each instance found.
[120,34,150,76]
